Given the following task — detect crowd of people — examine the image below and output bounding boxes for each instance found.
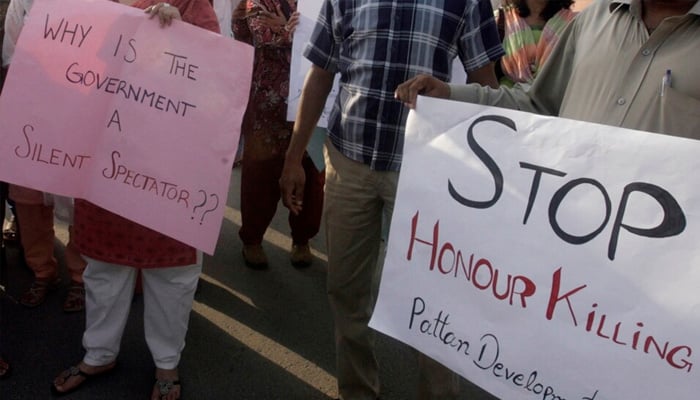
[1,0,698,399]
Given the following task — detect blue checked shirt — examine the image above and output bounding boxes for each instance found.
[304,0,504,171]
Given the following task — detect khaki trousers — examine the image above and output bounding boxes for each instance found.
[324,141,459,400]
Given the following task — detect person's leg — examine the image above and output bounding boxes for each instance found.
[65,226,87,283]
[14,202,57,279]
[416,353,461,400]
[141,256,201,400]
[63,226,88,312]
[81,258,137,366]
[14,202,59,307]
[374,164,461,399]
[239,156,283,268]
[324,141,384,400]
[376,159,459,400]
[239,156,281,245]
[52,258,134,394]
[141,260,201,368]
[288,155,325,267]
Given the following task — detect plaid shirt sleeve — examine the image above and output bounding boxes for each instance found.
[303,0,339,73]
[457,0,504,72]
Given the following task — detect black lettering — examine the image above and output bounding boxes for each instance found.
[549,178,611,245]
[608,182,686,260]
[107,109,122,132]
[102,150,121,179]
[409,297,425,330]
[14,124,34,158]
[519,162,566,224]
[449,115,516,208]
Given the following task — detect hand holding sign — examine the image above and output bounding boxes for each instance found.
[145,2,182,27]
[393,74,451,109]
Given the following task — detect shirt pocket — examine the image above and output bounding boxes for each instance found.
[660,87,700,140]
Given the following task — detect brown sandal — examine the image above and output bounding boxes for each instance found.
[63,282,85,313]
[19,277,61,308]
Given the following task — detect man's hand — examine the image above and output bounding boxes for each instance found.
[280,162,306,215]
[394,74,450,109]
[281,65,335,215]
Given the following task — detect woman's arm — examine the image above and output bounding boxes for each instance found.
[247,0,296,48]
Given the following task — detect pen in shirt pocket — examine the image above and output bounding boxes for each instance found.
[661,69,672,97]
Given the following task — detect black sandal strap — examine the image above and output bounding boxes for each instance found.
[156,379,181,396]
[68,366,89,378]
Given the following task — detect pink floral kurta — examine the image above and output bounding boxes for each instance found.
[233,0,296,161]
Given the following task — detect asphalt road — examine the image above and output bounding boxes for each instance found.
[0,166,498,400]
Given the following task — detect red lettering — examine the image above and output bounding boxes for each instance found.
[545,267,586,324]
[407,211,439,270]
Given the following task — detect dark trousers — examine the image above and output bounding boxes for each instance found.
[239,155,324,246]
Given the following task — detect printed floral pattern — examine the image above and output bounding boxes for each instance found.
[233,0,296,160]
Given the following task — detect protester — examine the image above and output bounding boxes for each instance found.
[2,0,88,312]
[279,0,504,398]
[45,1,219,399]
[234,0,323,270]
[495,0,576,86]
[393,2,698,398]
[394,0,699,142]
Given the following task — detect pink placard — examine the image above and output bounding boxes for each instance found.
[0,0,253,254]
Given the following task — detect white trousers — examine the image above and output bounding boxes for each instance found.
[81,254,202,369]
